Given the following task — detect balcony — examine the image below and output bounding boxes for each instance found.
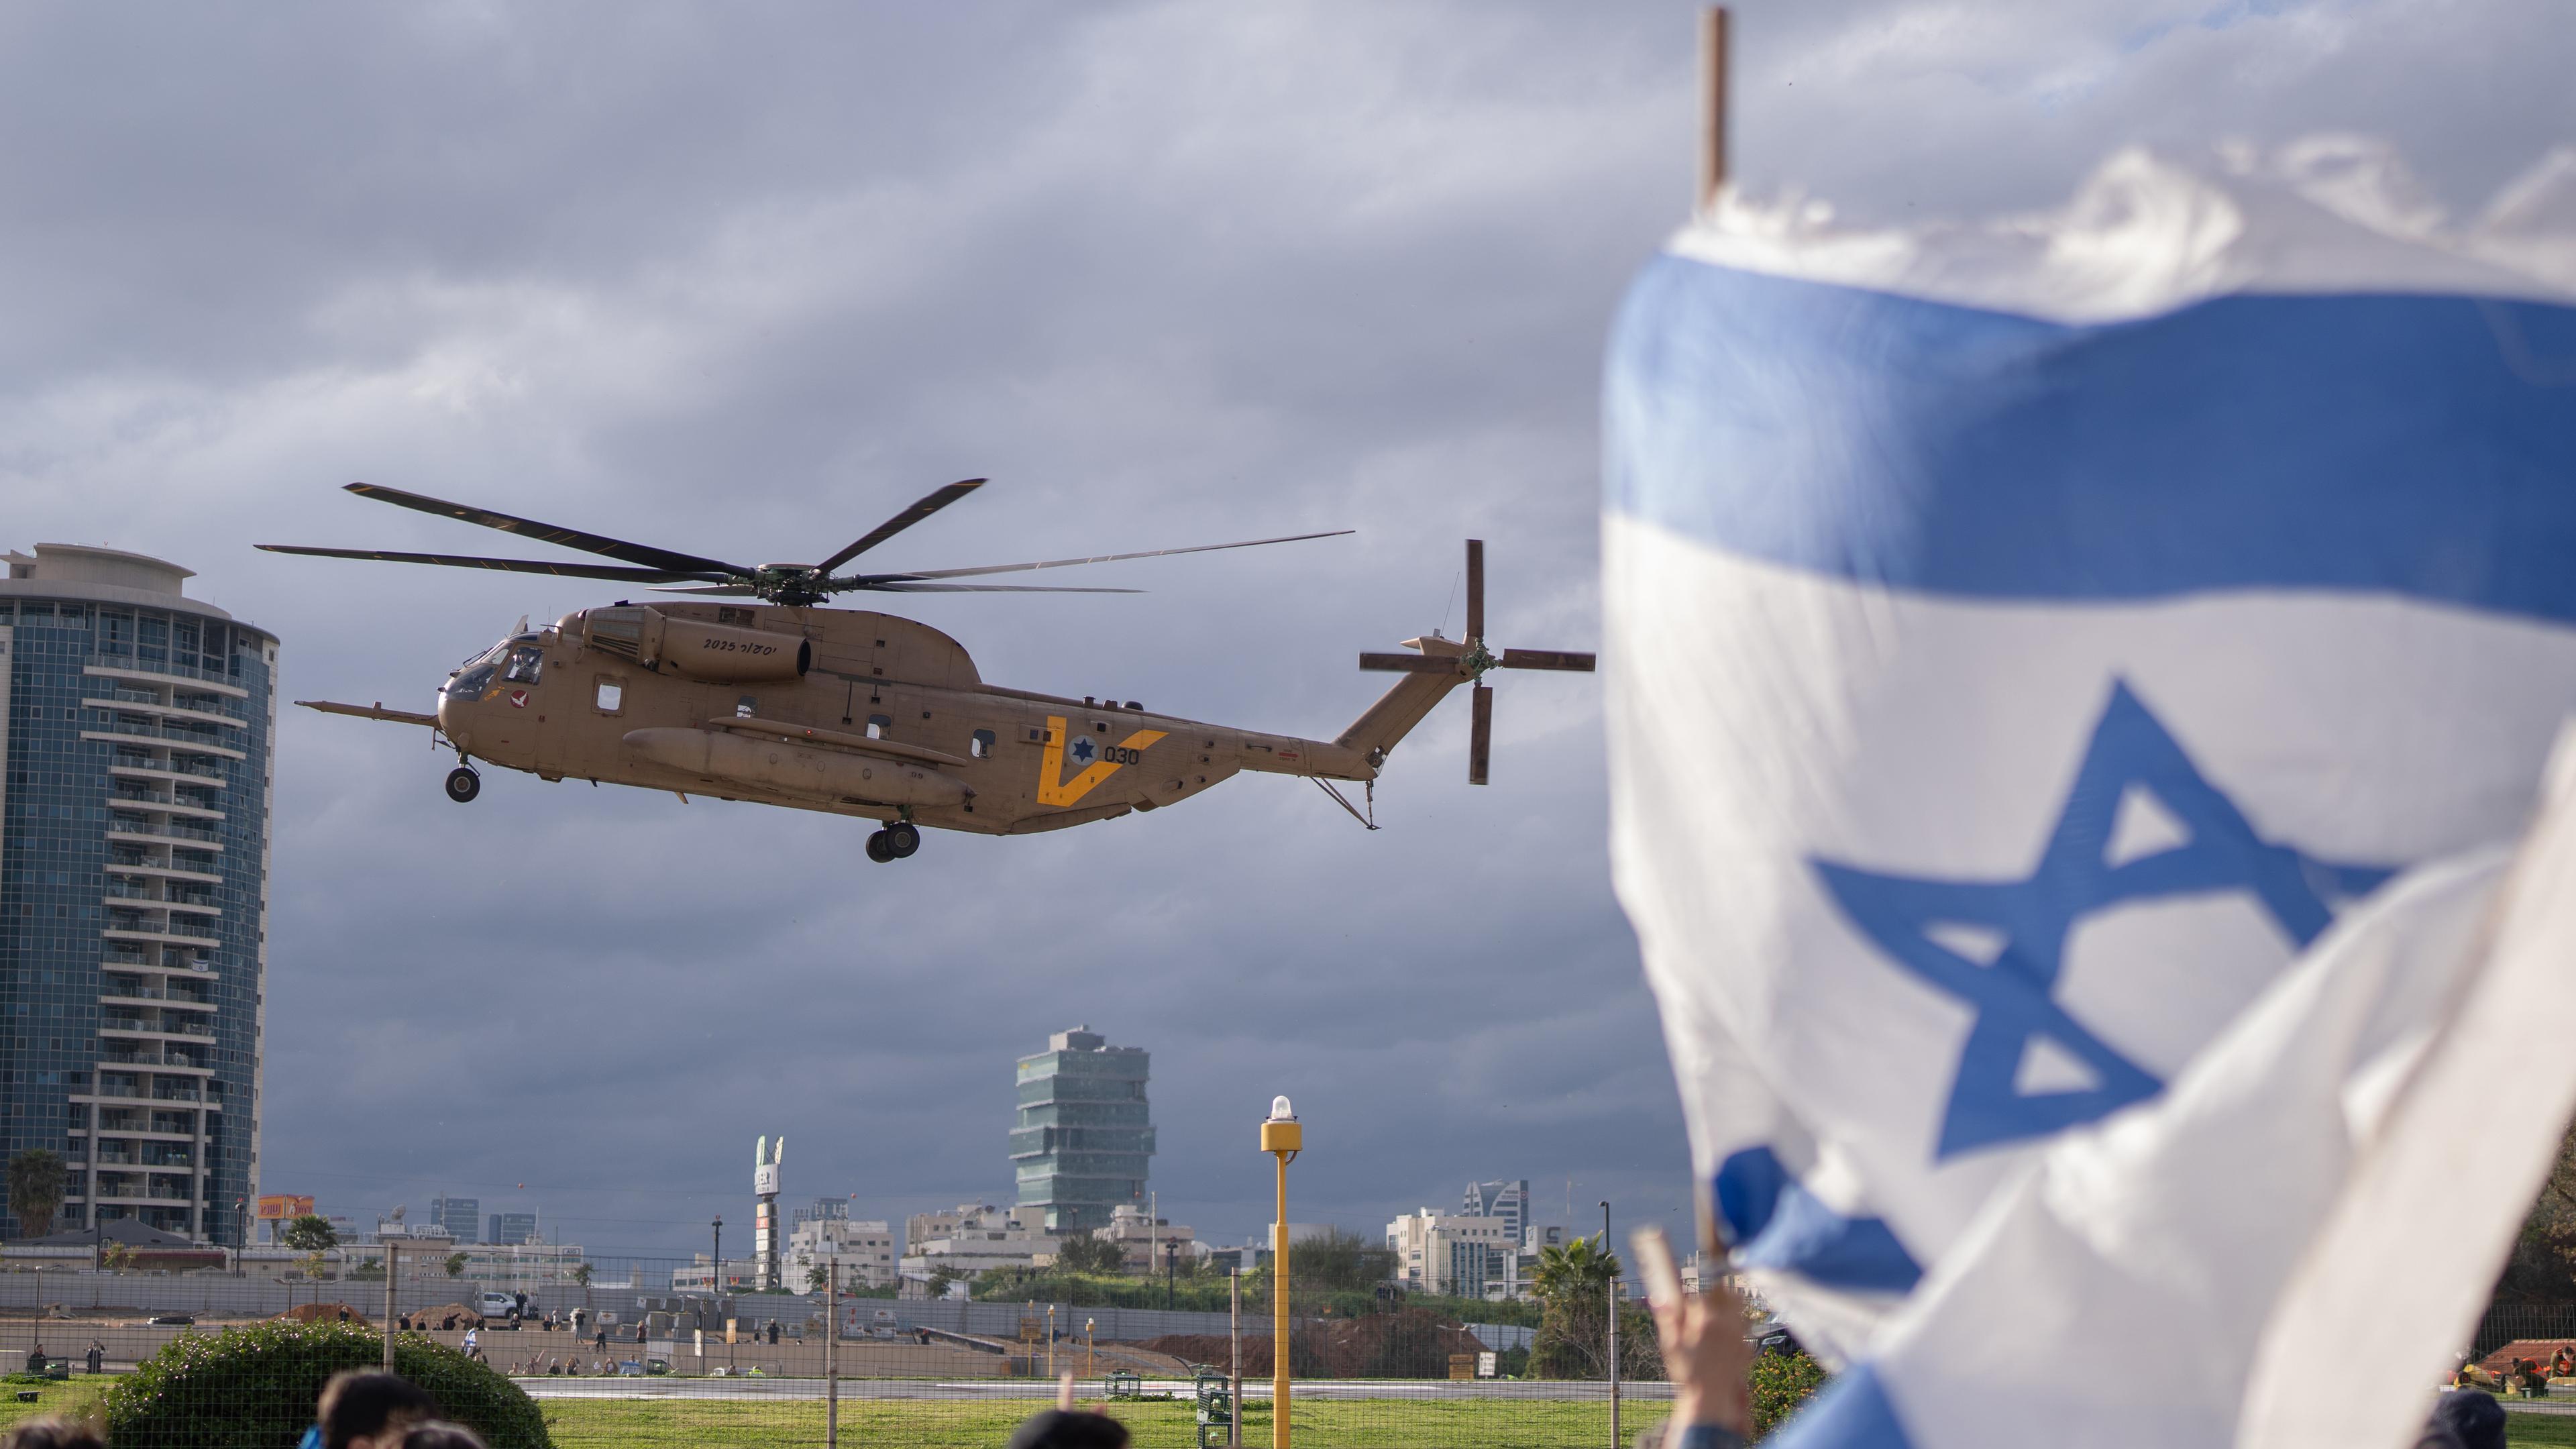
[85,660,250,700]
[81,693,246,730]
[107,820,223,847]
[80,724,245,762]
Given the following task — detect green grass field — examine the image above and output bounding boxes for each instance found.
[0,1379,1669,1448]
[523,1395,1669,1448]
[27,1377,2569,1447]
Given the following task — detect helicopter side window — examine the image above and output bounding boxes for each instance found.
[866,713,891,740]
[970,729,996,760]
[503,647,544,685]
[594,680,624,714]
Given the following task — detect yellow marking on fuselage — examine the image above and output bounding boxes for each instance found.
[1036,715,1168,807]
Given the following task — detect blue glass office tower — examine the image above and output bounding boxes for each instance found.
[1,545,276,1244]
[1011,1027,1152,1234]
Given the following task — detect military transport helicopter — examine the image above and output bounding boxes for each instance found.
[260,480,1595,862]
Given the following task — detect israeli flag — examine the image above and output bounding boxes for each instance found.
[1605,143,2576,1447]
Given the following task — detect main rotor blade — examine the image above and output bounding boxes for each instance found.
[1468,682,1493,786]
[812,479,986,575]
[1465,538,1485,643]
[256,545,724,584]
[837,529,1353,587]
[1358,653,1460,674]
[1499,648,1597,672]
[859,582,1142,594]
[343,482,749,576]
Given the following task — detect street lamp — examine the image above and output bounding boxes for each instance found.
[1086,1316,1097,1379]
[1260,1095,1301,1449]
[712,1217,724,1295]
[1601,1200,1617,1448]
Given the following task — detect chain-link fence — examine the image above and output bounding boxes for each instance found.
[0,1258,1673,1447]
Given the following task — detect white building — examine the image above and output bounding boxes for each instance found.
[1385,1209,1515,1297]
[900,1201,1059,1279]
[1093,1203,1201,1272]
[672,1256,763,1293]
[783,1217,896,1290]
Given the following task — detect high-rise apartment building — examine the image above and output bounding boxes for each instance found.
[0,545,277,1245]
[487,1211,537,1246]
[1010,1026,1152,1234]
[1462,1179,1529,1244]
[430,1196,481,1242]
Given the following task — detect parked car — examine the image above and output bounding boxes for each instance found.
[145,1314,193,1327]
[476,1292,519,1319]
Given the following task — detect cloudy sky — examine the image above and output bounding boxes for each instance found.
[5,1,2568,1263]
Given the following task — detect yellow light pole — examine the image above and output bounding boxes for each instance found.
[1086,1317,1096,1380]
[1260,1095,1302,1449]
[1046,1303,1057,1381]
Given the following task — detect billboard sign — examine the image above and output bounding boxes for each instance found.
[255,1195,315,1220]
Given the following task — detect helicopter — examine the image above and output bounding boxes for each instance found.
[260,480,1595,862]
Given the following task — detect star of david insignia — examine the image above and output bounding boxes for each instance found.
[1069,736,1098,767]
[1812,680,2394,1161]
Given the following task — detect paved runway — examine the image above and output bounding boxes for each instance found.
[515,1376,1674,1403]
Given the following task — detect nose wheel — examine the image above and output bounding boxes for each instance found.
[444,766,482,804]
[865,821,920,863]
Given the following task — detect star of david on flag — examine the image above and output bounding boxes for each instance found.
[1814,681,2392,1161]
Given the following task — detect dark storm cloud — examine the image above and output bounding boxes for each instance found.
[4,0,2567,1255]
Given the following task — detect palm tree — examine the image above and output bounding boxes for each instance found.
[7,1149,66,1239]
[1531,1235,1619,1304]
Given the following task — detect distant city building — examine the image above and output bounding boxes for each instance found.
[1093,1202,1201,1272]
[1386,1209,1514,1297]
[753,1133,784,1291]
[430,1196,480,1243]
[1461,1180,1529,1243]
[789,1197,849,1232]
[783,1216,896,1290]
[902,1201,1059,1279]
[1011,1027,1152,1234]
[672,1255,762,1293]
[1489,1224,1567,1301]
[486,1211,538,1246]
[0,545,280,1245]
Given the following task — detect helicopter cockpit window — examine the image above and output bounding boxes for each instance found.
[503,647,544,685]
[971,729,996,759]
[445,661,499,699]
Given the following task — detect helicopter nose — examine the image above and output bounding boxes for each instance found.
[436,688,474,751]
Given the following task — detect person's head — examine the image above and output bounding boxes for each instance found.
[2432,1389,2507,1449]
[398,1424,488,1449]
[1004,1409,1131,1449]
[317,1370,441,1449]
[2414,1427,2468,1449]
[0,1414,106,1449]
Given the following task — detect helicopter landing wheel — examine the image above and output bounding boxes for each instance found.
[864,830,894,863]
[444,766,482,804]
[883,821,921,859]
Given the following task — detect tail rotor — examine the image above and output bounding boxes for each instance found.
[1358,539,1596,784]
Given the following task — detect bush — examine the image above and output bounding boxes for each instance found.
[101,1320,551,1449]
[1749,1348,1827,1438]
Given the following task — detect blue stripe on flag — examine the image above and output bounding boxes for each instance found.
[1715,1148,1925,1293]
[1604,256,2576,625]
[1766,1362,1915,1449]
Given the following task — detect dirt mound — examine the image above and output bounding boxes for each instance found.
[398,1303,486,1330]
[1138,1309,1487,1379]
[275,1302,371,1327]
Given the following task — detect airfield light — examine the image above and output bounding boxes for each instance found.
[1260,1096,1305,1448]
